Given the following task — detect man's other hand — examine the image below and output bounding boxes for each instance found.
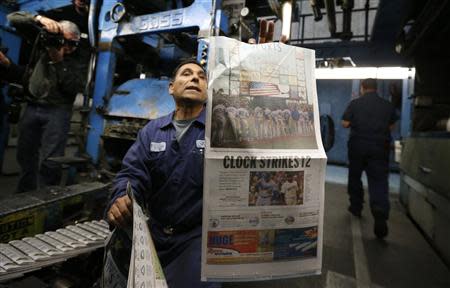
[36,15,61,34]
[0,51,11,67]
[107,195,132,228]
[249,19,288,44]
[258,19,274,43]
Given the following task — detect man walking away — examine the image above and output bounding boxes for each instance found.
[342,78,397,239]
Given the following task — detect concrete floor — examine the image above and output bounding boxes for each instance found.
[1,167,449,287]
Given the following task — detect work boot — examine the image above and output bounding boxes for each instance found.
[371,206,388,238]
[373,215,388,239]
[348,206,362,218]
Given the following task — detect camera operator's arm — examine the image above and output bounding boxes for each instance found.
[8,11,61,41]
[34,15,61,33]
[7,11,40,42]
[0,51,11,68]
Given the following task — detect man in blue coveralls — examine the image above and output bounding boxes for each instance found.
[105,20,281,286]
[342,78,397,239]
[106,59,220,288]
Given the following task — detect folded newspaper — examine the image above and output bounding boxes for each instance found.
[202,36,327,281]
[126,182,168,288]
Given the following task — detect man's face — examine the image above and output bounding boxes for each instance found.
[169,63,207,105]
[62,31,79,55]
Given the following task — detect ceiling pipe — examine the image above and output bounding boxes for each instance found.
[324,0,337,37]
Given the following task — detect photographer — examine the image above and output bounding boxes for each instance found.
[7,0,89,41]
[8,12,88,193]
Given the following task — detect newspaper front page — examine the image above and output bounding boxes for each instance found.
[201,37,327,281]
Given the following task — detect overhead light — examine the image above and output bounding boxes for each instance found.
[315,67,415,79]
[281,1,293,42]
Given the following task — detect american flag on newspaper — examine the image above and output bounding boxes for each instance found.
[249,82,280,97]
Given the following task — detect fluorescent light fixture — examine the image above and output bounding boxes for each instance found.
[315,67,415,79]
[281,1,292,41]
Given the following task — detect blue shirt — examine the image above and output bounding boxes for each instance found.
[108,109,205,232]
[342,92,397,143]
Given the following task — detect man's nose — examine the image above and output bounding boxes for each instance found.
[191,74,199,83]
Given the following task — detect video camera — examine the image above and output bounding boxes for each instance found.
[39,30,80,48]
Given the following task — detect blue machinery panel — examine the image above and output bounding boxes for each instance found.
[99,1,216,41]
[85,50,117,163]
[107,79,174,120]
[15,0,73,13]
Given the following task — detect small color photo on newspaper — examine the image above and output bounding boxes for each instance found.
[249,171,304,206]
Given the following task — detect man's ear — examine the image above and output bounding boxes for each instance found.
[168,82,174,95]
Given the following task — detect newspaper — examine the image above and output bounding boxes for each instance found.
[126,182,168,288]
[201,37,327,281]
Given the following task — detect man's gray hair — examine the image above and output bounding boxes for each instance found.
[59,20,80,39]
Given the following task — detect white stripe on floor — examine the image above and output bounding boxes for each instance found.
[351,216,371,288]
[326,270,357,288]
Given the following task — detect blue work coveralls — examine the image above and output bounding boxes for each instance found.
[342,92,397,219]
[107,108,220,288]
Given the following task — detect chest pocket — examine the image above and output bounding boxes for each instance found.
[191,139,204,158]
[148,142,169,182]
[188,143,204,186]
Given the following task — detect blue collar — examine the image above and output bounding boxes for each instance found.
[159,107,206,129]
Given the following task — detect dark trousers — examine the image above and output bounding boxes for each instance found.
[347,139,390,219]
[16,104,72,192]
[164,236,221,288]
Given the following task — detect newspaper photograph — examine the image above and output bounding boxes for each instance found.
[202,37,327,281]
[248,170,305,206]
[207,37,318,150]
